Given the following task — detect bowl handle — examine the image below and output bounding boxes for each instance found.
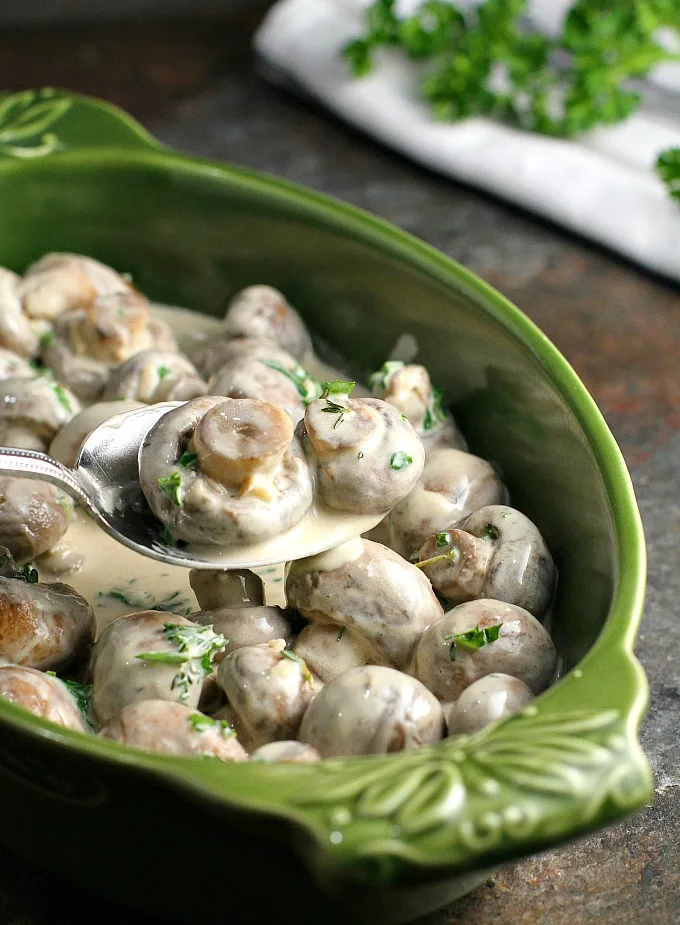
[0,89,162,160]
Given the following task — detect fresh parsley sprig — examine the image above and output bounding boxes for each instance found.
[345,0,680,142]
[320,379,356,429]
[658,148,680,202]
[136,623,227,702]
[262,361,323,404]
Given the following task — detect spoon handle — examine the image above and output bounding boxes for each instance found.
[0,447,97,516]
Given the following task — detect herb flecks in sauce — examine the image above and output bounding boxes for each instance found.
[262,361,323,404]
[157,471,182,508]
[320,379,355,429]
[390,451,413,471]
[136,623,227,702]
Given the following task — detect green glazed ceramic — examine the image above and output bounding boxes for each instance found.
[0,89,651,924]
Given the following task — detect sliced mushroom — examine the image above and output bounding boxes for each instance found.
[42,291,177,402]
[418,505,556,618]
[0,479,70,563]
[445,673,534,735]
[0,348,36,380]
[0,268,39,357]
[0,566,95,671]
[90,611,226,726]
[0,664,88,733]
[48,399,144,468]
[286,539,443,670]
[370,361,465,451]
[216,638,320,748]
[292,622,388,684]
[249,740,320,763]
[300,385,425,515]
[412,599,557,702]
[222,285,313,361]
[0,375,80,450]
[139,396,313,546]
[386,447,506,560]
[100,700,247,760]
[18,253,133,321]
[103,349,207,404]
[298,665,444,758]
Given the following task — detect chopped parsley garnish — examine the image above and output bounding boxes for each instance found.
[98,587,192,616]
[658,149,680,204]
[39,330,54,349]
[157,471,182,508]
[444,624,502,661]
[46,673,93,726]
[423,387,445,431]
[336,626,346,641]
[415,547,458,569]
[281,648,314,685]
[157,365,171,380]
[357,451,364,459]
[389,450,413,471]
[369,360,403,394]
[137,623,227,702]
[320,380,356,429]
[435,531,450,547]
[163,527,177,548]
[262,361,323,404]
[322,380,355,398]
[480,523,500,542]
[49,382,73,412]
[177,451,198,470]
[189,713,235,736]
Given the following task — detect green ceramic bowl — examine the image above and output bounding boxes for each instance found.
[0,90,651,924]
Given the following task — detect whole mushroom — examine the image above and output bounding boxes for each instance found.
[49,399,144,468]
[0,268,39,357]
[298,665,444,758]
[0,555,95,671]
[412,599,557,703]
[0,375,80,450]
[216,638,320,749]
[189,568,292,659]
[299,381,425,515]
[370,360,465,451]
[90,611,226,726]
[100,700,248,761]
[221,285,313,362]
[445,673,534,735]
[139,395,313,546]
[286,539,443,670]
[386,447,506,560]
[249,740,321,763]
[417,505,556,619]
[0,664,89,733]
[0,478,70,563]
[192,337,294,381]
[42,291,177,402]
[292,622,388,684]
[103,349,207,404]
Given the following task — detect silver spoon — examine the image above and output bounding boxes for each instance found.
[0,403,381,571]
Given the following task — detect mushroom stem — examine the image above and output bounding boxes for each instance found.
[193,398,293,499]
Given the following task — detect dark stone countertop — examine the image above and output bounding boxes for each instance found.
[0,9,678,925]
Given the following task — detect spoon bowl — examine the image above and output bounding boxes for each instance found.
[0,404,383,571]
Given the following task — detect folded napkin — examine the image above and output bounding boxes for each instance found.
[255,0,680,281]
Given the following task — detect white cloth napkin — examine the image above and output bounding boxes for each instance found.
[254,0,680,281]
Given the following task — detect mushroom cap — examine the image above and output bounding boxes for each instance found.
[292,622,388,684]
[298,665,444,758]
[412,599,557,702]
[103,349,206,404]
[0,664,88,733]
[387,447,506,559]
[249,740,320,764]
[419,504,556,618]
[0,573,95,671]
[445,673,534,735]
[100,700,247,761]
[287,539,443,670]
[222,285,313,362]
[0,375,80,443]
[0,268,39,357]
[18,253,132,321]
[90,611,207,725]
[216,639,320,748]
[0,477,70,563]
[191,605,292,659]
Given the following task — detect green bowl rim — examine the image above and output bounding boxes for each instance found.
[0,90,651,883]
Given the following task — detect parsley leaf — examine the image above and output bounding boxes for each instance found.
[157,471,182,508]
[157,366,171,380]
[658,148,680,203]
[435,531,450,547]
[322,379,355,398]
[16,564,39,584]
[189,713,235,736]
[389,450,413,470]
[423,387,446,431]
[369,360,404,394]
[46,673,93,726]
[262,361,323,404]
[50,382,73,412]
[39,330,54,349]
[136,623,227,703]
[177,451,198,470]
[444,623,502,660]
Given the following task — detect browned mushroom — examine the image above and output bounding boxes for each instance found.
[0,664,89,733]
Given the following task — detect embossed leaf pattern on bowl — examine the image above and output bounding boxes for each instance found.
[292,708,648,879]
[0,89,72,158]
